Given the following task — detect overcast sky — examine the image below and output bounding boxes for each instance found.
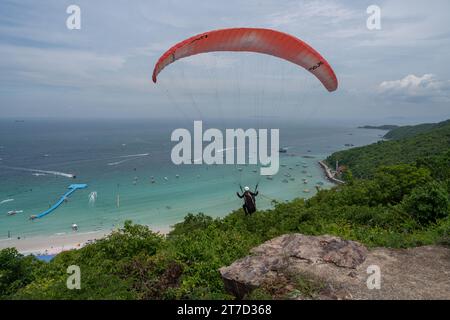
[0,0,449,124]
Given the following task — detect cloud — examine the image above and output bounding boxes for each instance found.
[378,74,450,102]
[0,45,129,88]
[268,0,357,28]
[2,0,450,120]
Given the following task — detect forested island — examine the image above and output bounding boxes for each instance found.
[358,125,399,130]
[1,120,449,300]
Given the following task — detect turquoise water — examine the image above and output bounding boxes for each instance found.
[0,119,385,240]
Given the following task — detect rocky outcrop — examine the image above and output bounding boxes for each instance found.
[219,234,450,300]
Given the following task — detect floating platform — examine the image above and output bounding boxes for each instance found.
[33,184,88,219]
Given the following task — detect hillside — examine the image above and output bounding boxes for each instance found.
[326,119,450,179]
[384,121,448,140]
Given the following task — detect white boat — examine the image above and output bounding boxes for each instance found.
[7,210,23,216]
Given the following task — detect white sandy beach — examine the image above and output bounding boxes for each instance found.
[0,225,171,256]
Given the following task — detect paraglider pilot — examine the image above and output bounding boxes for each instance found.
[237,186,259,215]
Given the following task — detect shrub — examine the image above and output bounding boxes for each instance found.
[402,181,449,225]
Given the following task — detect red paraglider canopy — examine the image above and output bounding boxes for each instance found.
[152,27,338,92]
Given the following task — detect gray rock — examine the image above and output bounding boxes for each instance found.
[219,234,450,300]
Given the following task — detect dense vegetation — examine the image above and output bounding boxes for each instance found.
[384,122,444,140]
[1,120,449,300]
[327,119,450,179]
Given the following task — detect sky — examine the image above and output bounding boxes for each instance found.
[0,0,449,124]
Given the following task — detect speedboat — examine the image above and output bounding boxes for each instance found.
[7,210,23,216]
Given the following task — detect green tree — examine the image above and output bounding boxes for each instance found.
[402,182,449,225]
[0,248,42,298]
[341,168,354,184]
[369,164,432,205]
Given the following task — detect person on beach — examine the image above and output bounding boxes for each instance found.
[237,186,258,215]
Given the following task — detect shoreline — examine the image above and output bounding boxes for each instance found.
[2,154,361,257]
[318,160,345,185]
[0,225,171,256]
[2,161,342,257]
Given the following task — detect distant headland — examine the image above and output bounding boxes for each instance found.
[357,124,399,130]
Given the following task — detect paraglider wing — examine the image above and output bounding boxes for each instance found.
[152,28,338,92]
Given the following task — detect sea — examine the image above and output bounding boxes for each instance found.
[0,118,386,241]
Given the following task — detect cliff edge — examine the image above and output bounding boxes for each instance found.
[219,234,450,300]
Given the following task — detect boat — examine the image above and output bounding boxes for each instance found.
[303,189,310,193]
[32,173,46,177]
[279,147,288,153]
[7,210,23,216]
